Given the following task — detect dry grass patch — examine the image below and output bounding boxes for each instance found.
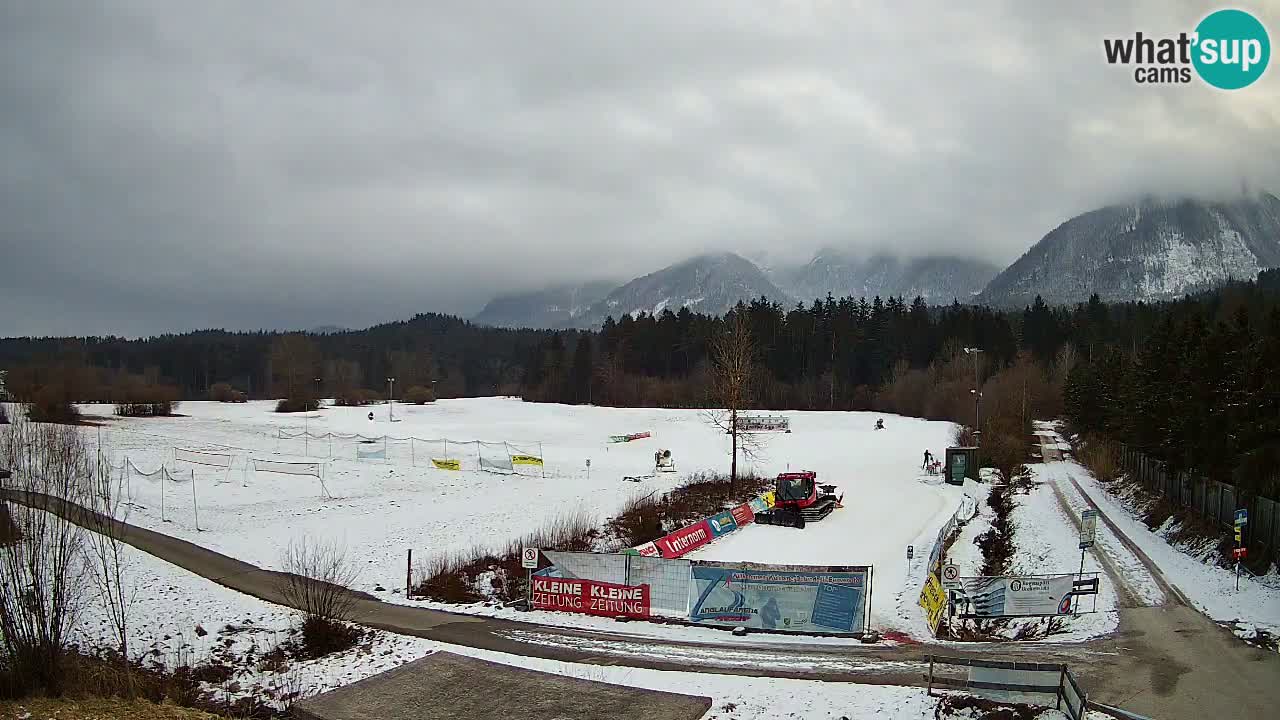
[0,697,221,720]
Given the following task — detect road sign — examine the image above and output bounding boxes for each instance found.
[521,547,539,569]
[941,563,961,589]
[1079,509,1098,549]
[1234,508,1248,526]
[1233,547,1248,560]
[907,545,914,560]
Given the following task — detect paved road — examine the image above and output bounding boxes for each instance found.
[7,480,1280,718]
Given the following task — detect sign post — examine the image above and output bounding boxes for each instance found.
[1077,509,1097,615]
[1234,509,1247,591]
[521,547,539,610]
[585,458,591,481]
[906,545,914,575]
[941,564,961,590]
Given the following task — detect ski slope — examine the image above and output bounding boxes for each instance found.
[77,398,967,635]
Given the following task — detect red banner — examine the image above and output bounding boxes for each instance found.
[730,503,755,527]
[655,520,712,558]
[531,576,650,619]
[632,541,660,557]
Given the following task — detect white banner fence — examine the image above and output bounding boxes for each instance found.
[273,430,546,475]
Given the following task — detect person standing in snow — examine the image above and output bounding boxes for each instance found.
[923,449,933,469]
[875,418,885,430]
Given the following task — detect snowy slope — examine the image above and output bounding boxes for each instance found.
[780,250,998,305]
[572,252,793,327]
[979,193,1280,306]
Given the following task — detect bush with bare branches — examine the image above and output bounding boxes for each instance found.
[414,511,596,603]
[403,385,434,404]
[277,538,361,656]
[207,383,246,403]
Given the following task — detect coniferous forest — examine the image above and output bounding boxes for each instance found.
[2,270,1278,496]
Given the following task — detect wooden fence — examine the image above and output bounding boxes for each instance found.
[1119,445,1279,566]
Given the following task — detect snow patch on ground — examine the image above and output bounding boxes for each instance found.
[72,543,435,709]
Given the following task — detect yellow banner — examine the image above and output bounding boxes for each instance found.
[761,491,775,508]
[918,572,947,635]
[432,458,461,471]
[511,454,544,466]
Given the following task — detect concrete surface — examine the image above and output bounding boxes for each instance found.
[292,651,712,720]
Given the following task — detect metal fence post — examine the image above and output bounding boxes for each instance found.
[926,656,934,696]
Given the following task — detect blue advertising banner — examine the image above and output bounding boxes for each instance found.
[748,496,769,514]
[707,510,738,537]
[688,562,870,633]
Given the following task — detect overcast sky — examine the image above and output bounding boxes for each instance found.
[2,1,1278,336]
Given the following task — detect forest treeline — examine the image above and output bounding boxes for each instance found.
[2,270,1278,493]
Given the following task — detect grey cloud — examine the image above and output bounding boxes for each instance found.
[2,0,1278,336]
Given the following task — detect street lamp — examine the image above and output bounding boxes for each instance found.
[963,348,983,446]
[305,377,322,455]
[386,377,396,422]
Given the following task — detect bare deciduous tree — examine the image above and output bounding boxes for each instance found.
[83,430,136,696]
[0,416,92,695]
[278,537,361,623]
[269,334,320,399]
[704,310,764,495]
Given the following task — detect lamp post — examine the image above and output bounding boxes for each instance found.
[387,377,396,422]
[964,347,983,472]
[305,377,322,455]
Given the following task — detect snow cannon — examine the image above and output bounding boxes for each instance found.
[754,471,843,529]
[655,449,677,473]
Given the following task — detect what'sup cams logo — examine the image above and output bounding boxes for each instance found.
[1104,8,1270,89]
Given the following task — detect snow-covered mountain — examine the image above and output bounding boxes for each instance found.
[778,250,999,304]
[471,281,616,329]
[978,193,1280,307]
[572,252,793,328]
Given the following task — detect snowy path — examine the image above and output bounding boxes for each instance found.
[1032,423,1279,642]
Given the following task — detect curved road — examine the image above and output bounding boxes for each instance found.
[5,486,1278,719]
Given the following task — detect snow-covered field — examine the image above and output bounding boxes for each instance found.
[79,399,966,636]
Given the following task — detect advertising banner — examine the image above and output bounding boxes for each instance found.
[655,520,712,558]
[608,431,652,443]
[760,491,775,508]
[730,503,755,527]
[955,575,1077,617]
[510,454,544,466]
[688,562,869,633]
[918,572,947,634]
[431,458,461,471]
[707,510,738,537]
[531,576,650,619]
[629,541,661,558]
[748,496,769,514]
